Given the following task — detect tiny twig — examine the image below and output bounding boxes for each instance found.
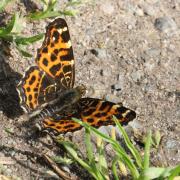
[43,154,74,180]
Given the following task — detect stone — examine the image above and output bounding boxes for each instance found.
[131,70,144,83]
[142,3,156,16]
[154,17,177,33]
[134,7,144,16]
[90,48,107,59]
[100,1,114,15]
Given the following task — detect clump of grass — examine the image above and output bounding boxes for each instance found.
[28,0,81,20]
[0,13,43,57]
[56,117,180,179]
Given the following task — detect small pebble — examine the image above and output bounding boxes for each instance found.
[90,48,107,59]
[165,139,178,149]
[154,17,177,33]
[131,70,144,83]
[142,4,156,16]
[100,1,114,15]
[134,7,144,16]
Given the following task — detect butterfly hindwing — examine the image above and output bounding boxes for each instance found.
[40,98,136,135]
[35,18,75,89]
[17,66,59,113]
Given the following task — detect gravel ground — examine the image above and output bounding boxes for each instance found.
[0,0,179,179]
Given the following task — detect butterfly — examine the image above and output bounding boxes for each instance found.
[17,18,136,136]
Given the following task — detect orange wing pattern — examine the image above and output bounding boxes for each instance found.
[17,18,136,136]
[40,98,136,135]
[35,18,75,89]
[17,18,74,113]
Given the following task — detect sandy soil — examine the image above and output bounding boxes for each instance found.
[0,0,179,179]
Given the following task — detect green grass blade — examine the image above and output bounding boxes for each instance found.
[15,33,44,45]
[112,156,120,180]
[16,45,32,57]
[113,116,143,169]
[168,164,180,180]
[139,131,152,180]
[143,131,152,169]
[58,140,99,179]
[52,156,73,165]
[28,0,58,20]
[66,0,82,7]
[84,129,107,179]
[143,167,176,179]
[96,138,109,179]
[0,14,16,36]
[85,128,94,163]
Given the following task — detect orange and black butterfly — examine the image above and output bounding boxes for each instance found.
[17,18,136,136]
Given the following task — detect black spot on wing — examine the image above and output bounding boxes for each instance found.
[61,30,70,43]
[49,63,61,76]
[26,87,30,92]
[42,47,48,53]
[53,49,59,55]
[63,65,72,74]
[125,110,136,121]
[99,101,113,111]
[29,75,36,85]
[86,118,94,123]
[64,124,75,129]
[52,31,59,43]
[60,47,74,61]
[43,58,48,66]
[54,18,67,29]
[28,95,32,101]
[117,106,128,114]
[50,54,57,61]
[82,108,95,116]
[114,113,123,120]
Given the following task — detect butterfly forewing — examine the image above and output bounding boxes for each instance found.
[17,18,75,112]
[35,18,75,89]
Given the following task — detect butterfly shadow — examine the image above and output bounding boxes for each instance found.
[0,52,23,118]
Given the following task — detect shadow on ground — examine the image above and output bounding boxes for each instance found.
[0,51,23,118]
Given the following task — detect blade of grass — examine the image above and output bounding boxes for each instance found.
[143,167,175,179]
[66,0,82,7]
[143,131,152,169]
[113,116,143,169]
[52,156,73,165]
[84,129,107,179]
[168,164,180,180]
[15,33,44,45]
[139,131,152,180]
[96,137,109,179]
[112,156,120,180]
[0,14,16,36]
[58,140,98,178]
[85,128,94,163]
[16,45,32,57]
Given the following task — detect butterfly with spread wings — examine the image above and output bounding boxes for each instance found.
[17,18,136,135]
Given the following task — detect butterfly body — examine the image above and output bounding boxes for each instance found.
[17,18,136,135]
[29,85,86,121]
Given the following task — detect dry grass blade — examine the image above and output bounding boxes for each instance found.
[0,157,15,165]
[43,154,74,180]
[0,175,12,180]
